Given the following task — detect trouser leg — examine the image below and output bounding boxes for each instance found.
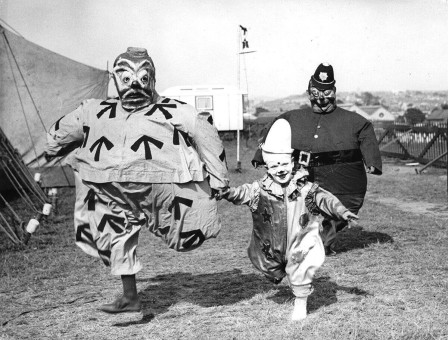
[320,193,363,254]
[287,231,325,321]
[73,171,100,258]
[82,181,145,276]
[287,232,325,296]
[143,181,222,251]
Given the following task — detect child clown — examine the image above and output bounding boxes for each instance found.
[220,119,358,321]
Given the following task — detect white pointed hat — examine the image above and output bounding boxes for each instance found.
[261,118,293,155]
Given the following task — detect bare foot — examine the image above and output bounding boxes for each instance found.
[98,295,141,314]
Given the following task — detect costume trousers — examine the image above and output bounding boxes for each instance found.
[249,206,325,298]
[320,193,363,248]
[73,171,221,275]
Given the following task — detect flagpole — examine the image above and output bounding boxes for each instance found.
[236,26,242,172]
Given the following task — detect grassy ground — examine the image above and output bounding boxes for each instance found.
[1,139,448,340]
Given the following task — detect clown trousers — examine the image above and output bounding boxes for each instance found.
[73,171,221,276]
[249,219,325,298]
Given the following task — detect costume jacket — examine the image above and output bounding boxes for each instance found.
[46,97,229,190]
[252,107,382,210]
[226,170,348,282]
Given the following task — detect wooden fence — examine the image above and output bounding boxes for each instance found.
[376,122,448,168]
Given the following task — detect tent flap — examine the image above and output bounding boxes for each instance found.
[0,25,109,174]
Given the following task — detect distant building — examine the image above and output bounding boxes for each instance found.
[426,108,448,122]
[341,104,395,121]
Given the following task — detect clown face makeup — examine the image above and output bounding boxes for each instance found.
[113,51,156,112]
[264,153,295,185]
[308,85,336,114]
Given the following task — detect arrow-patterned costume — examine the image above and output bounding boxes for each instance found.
[46,97,229,275]
[225,169,349,298]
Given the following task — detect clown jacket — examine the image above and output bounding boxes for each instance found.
[45,97,229,190]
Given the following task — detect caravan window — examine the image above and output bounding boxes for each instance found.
[196,96,213,110]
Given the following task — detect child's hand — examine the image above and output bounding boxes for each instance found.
[211,188,230,200]
[342,211,359,228]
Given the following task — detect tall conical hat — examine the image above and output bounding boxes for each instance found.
[261,119,293,155]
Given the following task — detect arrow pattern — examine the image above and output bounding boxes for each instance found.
[145,98,177,119]
[97,101,117,119]
[82,126,90,148]
[75,223,94,243]
[97,249,111,266]
[97,214,125,233]
[179,229,205,249]
[173,128,192,147]
[219,149,226,162]
[83,189,96,211]
[76,98,225,192]
[89,136,114,161]
[173,99,187,105]
[54,116,65,131]
[168,196,193,220]
[158,226,170,236]
[130,135,164,160]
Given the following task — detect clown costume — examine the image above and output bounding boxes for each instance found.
[221,119,358,320]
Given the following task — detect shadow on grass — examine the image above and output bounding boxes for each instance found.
[307,276,373,313]
[113,268,290,326]
[265,275,373,315]
[333,226,394,254]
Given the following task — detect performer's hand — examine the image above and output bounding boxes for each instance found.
[251,160,261,168]
[44,152,55,162]
[342,211,359,228]
[211,188,230,200]
[366,166,376,174]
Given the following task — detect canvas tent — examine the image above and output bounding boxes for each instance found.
[0,23,109,188]
[0,22,109,245]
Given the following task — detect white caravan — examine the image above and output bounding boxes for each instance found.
[160,85,248,132]
[160,85,249,170]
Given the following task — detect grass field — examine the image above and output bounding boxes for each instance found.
[1,139,448,340]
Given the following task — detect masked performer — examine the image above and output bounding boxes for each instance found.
[219,119,358,320]
[46,47,229,313]
[252,63,382,255]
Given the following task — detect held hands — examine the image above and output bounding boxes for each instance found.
[342,211,359,228]
[211,188,230,200]
[44,152,56,162]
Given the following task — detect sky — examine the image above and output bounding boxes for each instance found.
[1,0,448,99]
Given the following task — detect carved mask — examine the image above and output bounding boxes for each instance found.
[112,47,156,112]
[308,84,336,114]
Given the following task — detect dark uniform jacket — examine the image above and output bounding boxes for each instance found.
[252,106,382,212]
